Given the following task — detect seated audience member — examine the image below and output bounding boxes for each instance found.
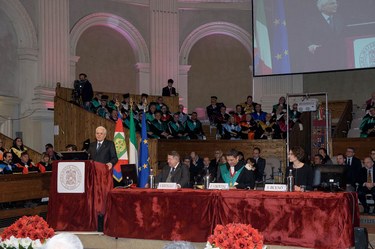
[258,113,281,139]
[215,106,230,135]
[233,105,246,124]
[176,104,188,124]
[36,152,52,172]
[0,152,15,174]
[200,156,217,182]
[107,95,121,112]
[365,91,375,111]
[210,150,223,178]
[156,96,169,111]
[96,95,111,119]
[241,95,257,114]
[318,148,333,164]
[137,93,149,112]
[168,113,188,139]
[222,116,241,140]
[206,96,224,125]
[182,156,191,167]
[120,93,130,114]
[44,233,83,249]
[185,112,206,140]
[156,151,190,188]
[150,111,173,139]
[163,241,196,249]
[371,149,375,163]
[346,147,363,187]
[123,111,142,132]
[273,105,287,138]
[10,137,28,164]
[285,146,314,191]
[0,139,5,161]
[239,114,258,139]
[90,92,102,113]
[251,104,267,123]
[336,153,346,165]
[109,109,119,122]
[360,107,375,137]
[272,96,287,115]
[45,143,62,161]
[289,103,302,129]
[16,152,39,174]
[253,147,266,182]
[189,151,204,185]
[160,105,172,122]
[217,149,255,189]
[312,154,324,166]
[238,151,245,164]
[146,102,157,122]
[357,157,375,214]
[162,78,177,97]
[65,144,78,152]
[215,155,227,182]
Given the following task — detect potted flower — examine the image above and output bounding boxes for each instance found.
[0,215,54,249]
[205,223,266,249]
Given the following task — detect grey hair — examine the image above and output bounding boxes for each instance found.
[163,241,196,249]
[44,233,83,249]
[317,0,335,11]
[96,126,107,135]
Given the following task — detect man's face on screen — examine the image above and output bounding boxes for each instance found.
[322,0,338,15]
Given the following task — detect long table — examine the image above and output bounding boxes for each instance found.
[104,189,359,249]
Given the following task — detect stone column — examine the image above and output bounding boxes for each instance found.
[150,0,179,95]
[178,65,191,112]
[38,0,70,87]
[135,63,151,94]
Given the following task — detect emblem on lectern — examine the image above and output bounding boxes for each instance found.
[60,165,82,190]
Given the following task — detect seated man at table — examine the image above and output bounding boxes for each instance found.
[0,152,15,174]
[358,157,375,214]
[156,151,190,188]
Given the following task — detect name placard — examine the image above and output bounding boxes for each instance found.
[157,182,178,189]
[208,183,229,190]
[264,184,287,192]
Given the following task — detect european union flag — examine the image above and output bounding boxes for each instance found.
[271,0,291,74]
[138,111,150,188]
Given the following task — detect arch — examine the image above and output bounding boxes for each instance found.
[0,0,37,49]
[180,22,252,65]
[70,13,149,63]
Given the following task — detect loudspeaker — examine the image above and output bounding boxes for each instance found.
[97,214,104,232]
[354,227,368,249]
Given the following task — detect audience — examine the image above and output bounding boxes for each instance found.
[10,137,29,164]
[162,78,177,97]
[0,152,15,174]
[36,152,52,173]
[360,107,375,137]
[185,112,205,140]
[253,147,266,183]
[318,148,332,164]
[15,151,38,174]
[365,91,375,111]
[357,157,375,214]
[241,95,257,114]
[221,116,241,140]
[251,104,267,123]
[0,139,5,161]
[45,143,61,161]
[206,96,224,125]
[336,153,346,165]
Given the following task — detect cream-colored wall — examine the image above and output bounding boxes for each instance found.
[75,26,137,94]
[303,69,375,106]
[188,34,252,113]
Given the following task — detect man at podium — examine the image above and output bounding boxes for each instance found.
[87,126,118,220]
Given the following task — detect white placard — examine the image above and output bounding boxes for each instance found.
[264,184,287,192]
[57,162,85,193]
[208,183,229,190]
[157,182,178,189]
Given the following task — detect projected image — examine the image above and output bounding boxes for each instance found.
[253,0,375,76]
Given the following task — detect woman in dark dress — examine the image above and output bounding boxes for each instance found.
[285,146,314,191]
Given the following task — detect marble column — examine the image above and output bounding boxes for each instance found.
[38,0,70,88]
[150,0,179,95]
[178,65,191,111]
[135,63,151,94]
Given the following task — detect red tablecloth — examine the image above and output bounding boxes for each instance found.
[104,189,359,249]
[47,161,112,231]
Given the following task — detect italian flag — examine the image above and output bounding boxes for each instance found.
[129,108,138,172]
[254,0,272,75]
[113,118,129,182]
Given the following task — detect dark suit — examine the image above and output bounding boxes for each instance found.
[87,139,118,166]
[162,86,176,96]
[156,163,190,188]
[254,157,266,182]
[357,166,375,213]
[346,156,362,187]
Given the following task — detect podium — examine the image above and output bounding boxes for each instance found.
[47,160,113,231]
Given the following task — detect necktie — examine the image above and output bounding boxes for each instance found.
[166,167,175,182]
[169,87,172,95]
[96,142,102,151]
[347,158,351,166]
[327,16,334,30]
[368,170,372,183]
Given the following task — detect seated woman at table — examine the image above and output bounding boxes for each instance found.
[285,146,314,191]
[218,149,255,189]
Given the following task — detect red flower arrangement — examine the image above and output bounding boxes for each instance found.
[206,223,264,249]
[0,215,54,248]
